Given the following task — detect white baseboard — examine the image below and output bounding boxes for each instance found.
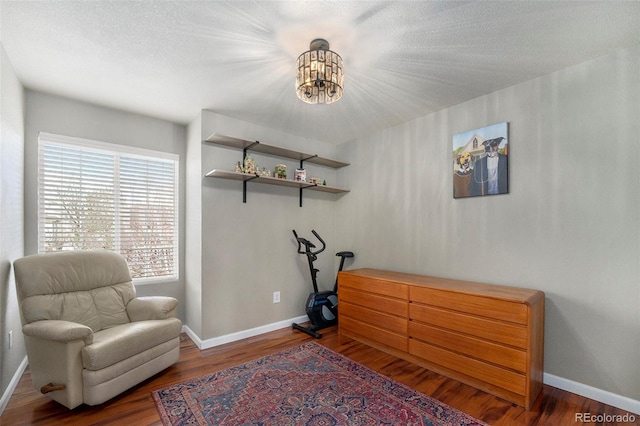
[0,356,28,416]
[182,315,308,350]
[544,372,640,415]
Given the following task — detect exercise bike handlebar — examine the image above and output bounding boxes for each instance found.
[292,229,326,256]
[310,230,326,255]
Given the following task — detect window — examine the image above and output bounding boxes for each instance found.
[38,132,179,283]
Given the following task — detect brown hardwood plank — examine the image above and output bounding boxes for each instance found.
[1,328,636,425]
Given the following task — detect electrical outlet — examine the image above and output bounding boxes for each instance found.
[8,330,12,349]
[273,291,280,304]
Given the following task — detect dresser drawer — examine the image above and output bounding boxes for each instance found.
[341,316,408,352]
[410,286,528,324]
[340,286,408,318]
[341,301,407,335]
[340,274,409,300]
[409,322,527,372]
[410,304,528,349]
[409,339,526,396]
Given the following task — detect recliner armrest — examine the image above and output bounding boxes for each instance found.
[126,296,178,321]
[22,320,94,345]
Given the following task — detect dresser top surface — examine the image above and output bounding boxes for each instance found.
[340,268,544,305]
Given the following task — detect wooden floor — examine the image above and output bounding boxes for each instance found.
[1,326,636,425]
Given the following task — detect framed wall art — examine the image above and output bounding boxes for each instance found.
[452,122,509,199]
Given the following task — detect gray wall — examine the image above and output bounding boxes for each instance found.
[336,45,640,400]
[0,44,26,409]
[23,91,187,318]
[190,110,344,339]
[185,113,203,336]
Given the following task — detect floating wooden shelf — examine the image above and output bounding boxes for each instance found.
[205,169,349,194]
[204,133,349,169]
[204,133,350,206]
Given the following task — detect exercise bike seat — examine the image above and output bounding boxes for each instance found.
[336,251,354,258]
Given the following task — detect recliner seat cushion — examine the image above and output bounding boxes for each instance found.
[82,318,182,370]
[83,339,179,388]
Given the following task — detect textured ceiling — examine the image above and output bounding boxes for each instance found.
[2,1,639,144]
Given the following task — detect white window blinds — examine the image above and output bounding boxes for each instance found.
[38,133,179,282]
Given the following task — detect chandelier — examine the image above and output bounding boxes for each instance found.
[296,39,344,104]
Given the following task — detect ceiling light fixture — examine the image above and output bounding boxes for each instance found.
[296,38,344,104]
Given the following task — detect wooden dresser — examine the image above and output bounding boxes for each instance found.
[338,268,545,409]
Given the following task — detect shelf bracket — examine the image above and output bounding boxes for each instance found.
[243,141,260,162]
[243,174,259,203]
[298,155,318,207]
[299,183,318,207]
[241,141,260,203]
[300,154,318,169]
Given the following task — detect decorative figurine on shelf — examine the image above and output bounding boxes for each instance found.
[261,167,271,177]
[295,168,306,182]
[244,155,256,174]
[235,161,243,173]
[323,180,327,186]
[274,164,287,179]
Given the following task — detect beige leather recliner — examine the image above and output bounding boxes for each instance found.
[13,250,182,409]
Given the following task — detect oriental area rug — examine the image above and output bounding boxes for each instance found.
[152,342,487,425]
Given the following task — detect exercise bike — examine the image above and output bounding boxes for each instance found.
[291,229,354,339]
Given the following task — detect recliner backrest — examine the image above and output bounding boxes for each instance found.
[14,250,136,331]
